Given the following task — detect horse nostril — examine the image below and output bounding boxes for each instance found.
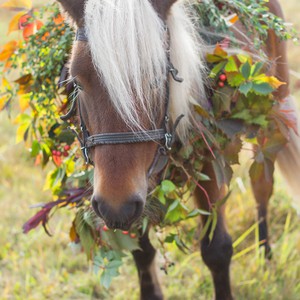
[91,194,145,229]
[122,196,144,221]
[91,196,105,219]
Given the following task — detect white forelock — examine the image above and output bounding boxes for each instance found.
[84,0,208,140]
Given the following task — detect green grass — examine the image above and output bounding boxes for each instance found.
[1,0,300,299]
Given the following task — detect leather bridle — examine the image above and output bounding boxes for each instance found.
[61,27,184,176]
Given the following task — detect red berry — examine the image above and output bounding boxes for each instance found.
[63,151,68,157]
[218,81,225,88]
[56,151,62,157]
[103,225,109,232]
[122,231,129,235]
[64,145,71,151]
[219,74,227,82]
[130,233,137,239]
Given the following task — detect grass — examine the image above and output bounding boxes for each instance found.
[0,0,300,299]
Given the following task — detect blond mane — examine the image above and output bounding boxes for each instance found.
[84,0,208,140]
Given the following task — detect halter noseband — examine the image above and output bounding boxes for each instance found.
[61,27,184,176]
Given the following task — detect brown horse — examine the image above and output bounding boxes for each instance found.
[56,0,299,299]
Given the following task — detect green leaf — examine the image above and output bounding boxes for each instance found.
[210,61,226,78]
[227,72,245,87]
[239,82,253,96]
[187,209,211,218]
[209,209,218,242]
[251,115,268,127]
[262,132,287,160]
[179,143,194,160]
[106,260,123,270]
[223,137,243,164]
[161,180,176,193]
[252,82,274,95]
[215,191,232,209]
[30,140,41,157]
[199,215,212,240]
[241,61,251,80]
[157,189,166,205]
[165,200,188,223]
[174,235,190,253]
[101,230,140,252]
[166,199,180,213]
[165,234,176,243]
[211,155,233,189]
[216,119,245,138]
[211,86,232,116]
[100,270,115,289]
[231,109,252,121]
[251,61,264,76]
[225,56,238,72]
[142,217,149,235]
[195,172,211,181]
[75,209,95,259]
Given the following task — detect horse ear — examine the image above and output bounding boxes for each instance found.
[152,0,178,19]
[166,0,179,10]
[56,0,85,27]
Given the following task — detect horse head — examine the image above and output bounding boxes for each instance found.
[57,0,206,230]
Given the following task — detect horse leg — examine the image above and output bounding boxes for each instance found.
[250,163,274,258]
[250,0,290,259]
[195,162,233,300]
[132,230,163,300]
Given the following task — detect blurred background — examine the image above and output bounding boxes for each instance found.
[0,0,299,299]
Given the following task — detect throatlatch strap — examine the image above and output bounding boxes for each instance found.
[75,28,88,42]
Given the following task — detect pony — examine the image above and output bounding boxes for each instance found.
[56,0,300,299]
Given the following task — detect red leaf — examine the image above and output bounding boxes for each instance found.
[272,97,298,135]
[53,13,64,25]
[19,13,31,29]
[22,207,51,234]
[53,155,62,166]
[22,19,43,40]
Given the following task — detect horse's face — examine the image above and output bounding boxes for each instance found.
[71,53,160,230]
[58,0,179,229]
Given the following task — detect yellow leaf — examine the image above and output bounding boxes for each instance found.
[214,44,228,58]
[16,122,28,143]
[229,14,239,25]
[237,54,249,64]
[69,222,79,242]
[0,40,18,61]
[19,93,30,112]
[0,93,11,110]
[266,76,286,89]
[2,77,12,90]
[253,73,269,83]
[194,104,210,118]
[1,0,32,11]
[253,74,286,89]
[7,11,24,34]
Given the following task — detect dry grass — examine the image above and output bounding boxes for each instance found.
[0,0,300,299]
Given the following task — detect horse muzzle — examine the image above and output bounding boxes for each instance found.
[91,194,145,230]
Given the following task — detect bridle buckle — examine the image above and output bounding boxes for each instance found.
[165,133,173,151]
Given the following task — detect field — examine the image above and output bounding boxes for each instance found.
[0,1,300,299]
